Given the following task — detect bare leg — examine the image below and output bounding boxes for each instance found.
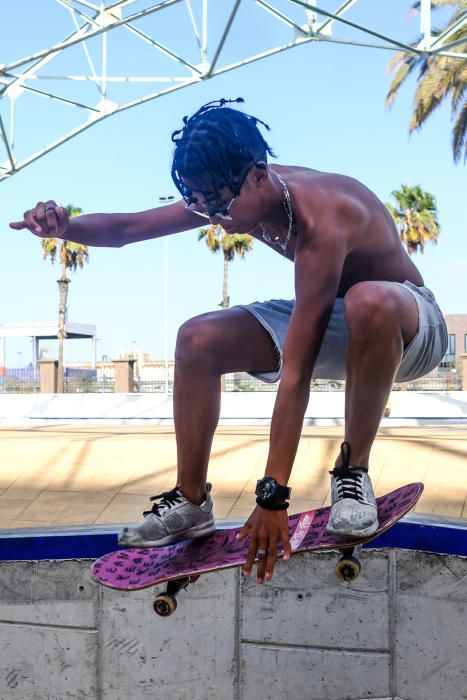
[337,282,419,469]
[173,309,278,504]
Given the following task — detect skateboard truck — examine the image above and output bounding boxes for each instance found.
[153,544,363,617]
[335,545,362,583]
[153,575,200,616]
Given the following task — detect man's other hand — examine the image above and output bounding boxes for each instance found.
[10,201,70,238]
[236,506,291,583]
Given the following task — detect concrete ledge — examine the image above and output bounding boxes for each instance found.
[0,548,465,699]
[0,391,466,425]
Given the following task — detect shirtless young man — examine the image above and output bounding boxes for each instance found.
[10,98,447,583]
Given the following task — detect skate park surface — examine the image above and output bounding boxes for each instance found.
[0,423,465,529]
[0,396,466,700]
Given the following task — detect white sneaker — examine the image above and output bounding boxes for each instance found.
[326,443,379,538]
[118,484,216,548]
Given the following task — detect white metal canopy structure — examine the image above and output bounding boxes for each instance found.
[0,321,97,373]
[0,0,466,182]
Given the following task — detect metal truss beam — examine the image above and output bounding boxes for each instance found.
[1,0,465,182]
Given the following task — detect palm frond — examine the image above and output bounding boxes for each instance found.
[410,0,465,13]
[41,237,58,262]
[452,98,467,161]
[386,54,421,109]
[387,184,440,255]
[386,1,467,162]
[65,204,83,218]
[198,225,253,259]
[410,54,466,130]
[451,78,467,114]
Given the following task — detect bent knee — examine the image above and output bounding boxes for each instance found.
[344,282,401,333]
[175,314,217,359]
[175,311,234,369]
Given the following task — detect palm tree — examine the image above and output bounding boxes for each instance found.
[386,0,467,164]
[386,184,440,255]
[42,205,89,392]
[198,225,254,308]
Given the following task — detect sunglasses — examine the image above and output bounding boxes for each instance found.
[182,161,258,221]
[184,196,235,221]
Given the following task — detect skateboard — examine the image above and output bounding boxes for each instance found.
[91,482,423,616]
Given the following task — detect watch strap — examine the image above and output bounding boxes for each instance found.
[275,483,291,500]
[256,498,289,511]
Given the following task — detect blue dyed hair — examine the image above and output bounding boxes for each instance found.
[171,98,275,208]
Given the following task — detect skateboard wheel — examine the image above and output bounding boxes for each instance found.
[153,593,178,617]
[335,555,361,583]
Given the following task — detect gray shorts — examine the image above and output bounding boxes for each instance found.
[234,281,448,384]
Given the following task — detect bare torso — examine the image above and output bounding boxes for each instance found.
[256,164,424,296]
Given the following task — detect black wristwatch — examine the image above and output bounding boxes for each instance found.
[255,477,291,510]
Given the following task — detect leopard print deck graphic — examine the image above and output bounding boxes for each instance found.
[90,482,423,591]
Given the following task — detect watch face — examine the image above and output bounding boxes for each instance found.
[257,478,277,500]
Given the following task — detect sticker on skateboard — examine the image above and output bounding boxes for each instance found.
[91,482,423,616]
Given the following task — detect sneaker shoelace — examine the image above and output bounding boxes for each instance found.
[143,487,183,518]
[330,465,366,503]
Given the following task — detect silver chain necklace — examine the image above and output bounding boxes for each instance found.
[261,169,293,256]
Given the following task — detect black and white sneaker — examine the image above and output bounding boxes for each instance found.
[118,484,216,548]
[326,442,379,538]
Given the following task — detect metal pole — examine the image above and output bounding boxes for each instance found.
[0,335,5,378]
[32,336,37,378]
[164,236,169,394]
[92,335,97,370]
[420,0,432,50]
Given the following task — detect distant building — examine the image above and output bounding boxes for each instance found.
[442,315,467,371]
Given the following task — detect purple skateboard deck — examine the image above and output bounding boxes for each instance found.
[90,482,423,591]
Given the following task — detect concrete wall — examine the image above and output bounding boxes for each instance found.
[0,549,466,700]
[0,391,466,425]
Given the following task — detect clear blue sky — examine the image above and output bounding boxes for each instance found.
[1,1,466,367]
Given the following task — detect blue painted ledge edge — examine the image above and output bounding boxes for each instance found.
[0,513,466,561]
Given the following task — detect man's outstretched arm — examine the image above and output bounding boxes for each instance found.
[9,198,197,247]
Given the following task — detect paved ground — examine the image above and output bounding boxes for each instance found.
[0,424,465,529]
